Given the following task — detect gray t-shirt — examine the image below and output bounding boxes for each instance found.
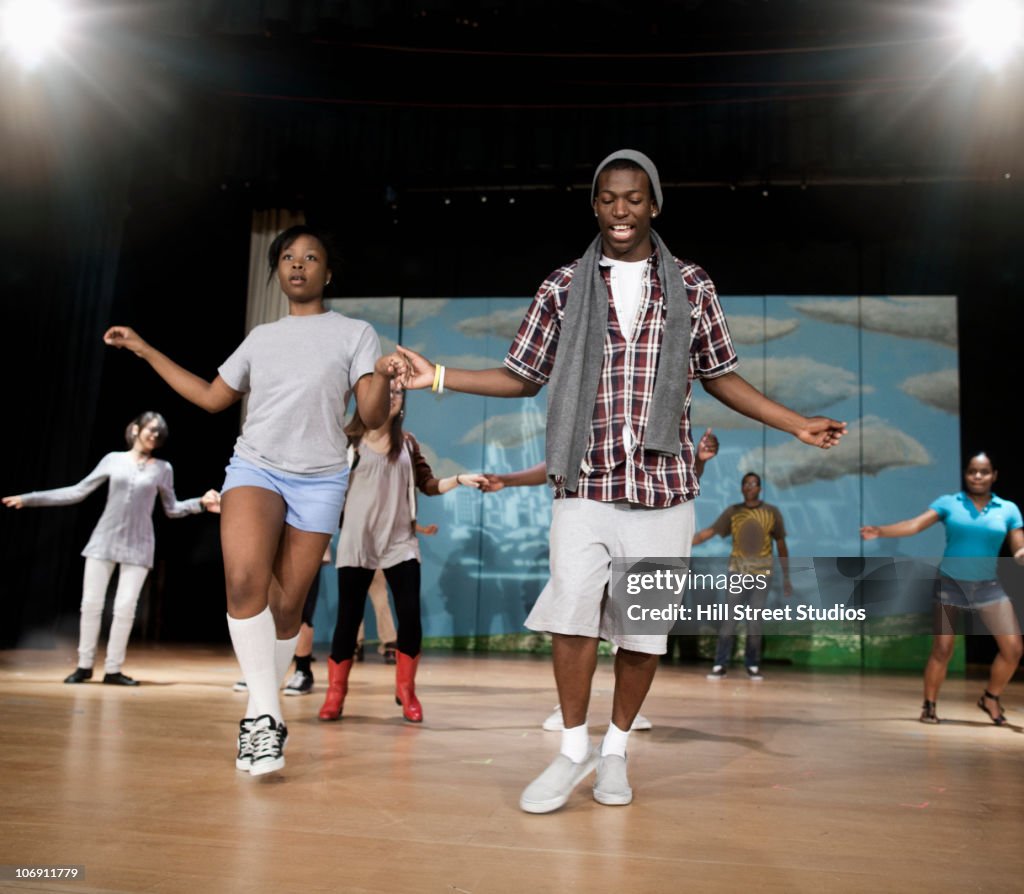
[20,452,203,569]
[218,311,381,476]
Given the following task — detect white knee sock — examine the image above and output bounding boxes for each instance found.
[601,721,630,758]
[227,607,281,723]
[275,633,300,685]
[560,723,590,763]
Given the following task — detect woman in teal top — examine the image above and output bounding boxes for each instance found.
[862,451,1024,725]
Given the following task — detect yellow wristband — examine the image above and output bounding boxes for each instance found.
[431,363,441,392]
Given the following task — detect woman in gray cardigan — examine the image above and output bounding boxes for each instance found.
[3,412,220,685]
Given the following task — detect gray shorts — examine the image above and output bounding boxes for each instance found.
[525,498,695,655]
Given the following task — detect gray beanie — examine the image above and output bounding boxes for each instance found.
[591,149,663,210]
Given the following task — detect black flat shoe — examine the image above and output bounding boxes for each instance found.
[919,700,939,724]
[64,667,93,684]
[102,672,140,686]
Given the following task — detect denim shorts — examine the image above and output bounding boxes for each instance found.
[935,575,1009,610]
[221,455,348,535]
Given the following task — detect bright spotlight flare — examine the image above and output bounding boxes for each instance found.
[958,0,1024,69]
[1,0,67,69]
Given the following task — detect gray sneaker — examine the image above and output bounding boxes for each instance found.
[593,753,633,806]
[519,747,600,814]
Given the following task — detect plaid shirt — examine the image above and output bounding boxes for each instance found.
[505,250,738,508]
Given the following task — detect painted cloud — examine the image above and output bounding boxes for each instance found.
[727,315,800,344]
[899,369,959,414]
[739,416,931,489]
[792,296,957,348]
[456,307,530,340]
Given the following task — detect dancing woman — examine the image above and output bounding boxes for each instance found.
[319,384,485,723]
[861,451,1024,724]
[3,412,219,685]
[103,225,405,774]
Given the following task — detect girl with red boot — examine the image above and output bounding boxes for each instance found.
[319,384,485,723]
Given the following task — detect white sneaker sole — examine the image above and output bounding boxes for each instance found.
[235,756,251,771]
[283,688,312,697]
[593,786,633,806]
[249,755,285,776]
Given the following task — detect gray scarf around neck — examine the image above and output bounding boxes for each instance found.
[545,229,690,492]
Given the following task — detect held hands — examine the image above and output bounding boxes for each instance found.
[455,473,488,489]
[394,345,435,390]
[103,326,149,357]
[795,416,846,449]
[479,474,505,493]
[200,490,221,514]
[375,352,409,381]
[2,495,24,509]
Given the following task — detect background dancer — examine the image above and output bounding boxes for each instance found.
[319,384,485,723]
[3,411,219,685]
[862,450,1024,724]
[694,470,792,682]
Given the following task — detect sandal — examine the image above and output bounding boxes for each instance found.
[920,700,939,724]
[977,689,1007,726]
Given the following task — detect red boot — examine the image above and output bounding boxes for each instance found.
[318,658,353,721]
[395,651,423,723]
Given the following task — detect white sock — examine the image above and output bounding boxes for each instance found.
[560,723,590,763]
[227,608,282,723]
[275,633,300,686]
[601,721,630,758]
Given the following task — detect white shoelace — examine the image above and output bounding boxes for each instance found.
[250,719,287,761]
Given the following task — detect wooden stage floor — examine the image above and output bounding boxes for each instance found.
[1,646,1022,893]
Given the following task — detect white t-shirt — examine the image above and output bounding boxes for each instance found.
[600,255,648,341]
[218,311,381,476]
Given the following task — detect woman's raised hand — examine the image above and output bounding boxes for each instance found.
[2,495,24,509]
[103,326,149,357]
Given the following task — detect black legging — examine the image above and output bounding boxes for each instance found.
[331,559,422,662]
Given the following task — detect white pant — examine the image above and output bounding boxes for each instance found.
[78,557,149,673]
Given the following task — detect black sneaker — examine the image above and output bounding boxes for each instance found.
[102,672,140,686]
[249,715,288,776]
[706,665,726,680]
[283,669,313,696]
[236,718,255,771]
[64,667,93,684]
[746,666,764,681]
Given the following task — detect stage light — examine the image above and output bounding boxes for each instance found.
[957,0,1023,69]
[1,0,68,69]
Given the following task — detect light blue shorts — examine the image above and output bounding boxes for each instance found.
[221,455,348,535]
